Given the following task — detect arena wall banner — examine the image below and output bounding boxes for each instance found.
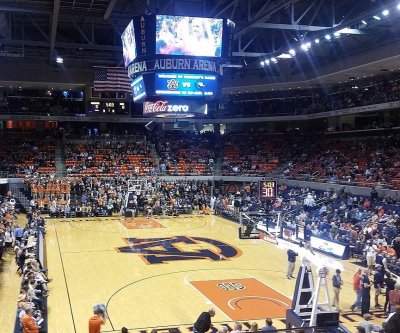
[309,236,349,259]
[279,226,349,259]
[221,182,243,195]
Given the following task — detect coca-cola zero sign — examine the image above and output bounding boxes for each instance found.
[143,100,190,114]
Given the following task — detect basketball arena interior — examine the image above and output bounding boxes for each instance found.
[2,0,400,332]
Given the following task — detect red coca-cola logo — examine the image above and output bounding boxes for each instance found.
[143,101,190,113]
[144,101,168,113]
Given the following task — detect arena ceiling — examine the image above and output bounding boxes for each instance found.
[0,0,400,88]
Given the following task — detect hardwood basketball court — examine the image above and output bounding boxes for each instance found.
[44,215,378,333]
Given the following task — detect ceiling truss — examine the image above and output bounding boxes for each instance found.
[0,0,397,66]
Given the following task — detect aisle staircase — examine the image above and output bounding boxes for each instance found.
[267,164,287,177]
[149,143,160,171]
[214,132,223,176]
[55,138,67,177]
[9,182,30,212]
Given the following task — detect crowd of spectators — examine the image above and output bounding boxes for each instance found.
[60,131,400,190]
[0,133,55,177]
[123,178,212,216]
[0,191,49,331]
[153,132,215,176]
[215,182,400,278]
[64,139,155,176]
[281,135,400,189]
[0,128,398,191]
[272,185,400,273]
[275,185,397,240]
[222,75,400,118]
[171,179,397,248]
[26,176,213,218]
[12,172,400,329]
[222,133,303,176]
[14,210,49,332]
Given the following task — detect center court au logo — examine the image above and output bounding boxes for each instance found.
[116,236,242,264]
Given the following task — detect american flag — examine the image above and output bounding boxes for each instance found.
[93,67,131,92]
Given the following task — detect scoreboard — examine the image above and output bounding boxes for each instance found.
[121,14,235,117]
[259,181,277,200]
[87,101,129,115]
[121,15,235,64]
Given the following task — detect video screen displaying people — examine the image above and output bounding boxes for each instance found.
[156,15,223,57]
[121,20,137,67]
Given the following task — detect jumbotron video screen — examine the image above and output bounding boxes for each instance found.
[155,15,223,57]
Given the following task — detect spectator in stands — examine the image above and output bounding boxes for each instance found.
[385,306,400,333]
[14,224,24,243]
[17,293,29,311]
[386,245,397,257]
[248,322,258,332]
[218,326,229,333]
[21,305,40,333]
[365,241,377,271]
[231,322,244,333]
[24,277,46,310]
[4,227,14,249]
[389,284,400,314]
[260,318,277,332]
[89,305,106,333]
[0,232,4,260]
[225,76,400,119]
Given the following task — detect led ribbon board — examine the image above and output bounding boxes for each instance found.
[155,73,218,97]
